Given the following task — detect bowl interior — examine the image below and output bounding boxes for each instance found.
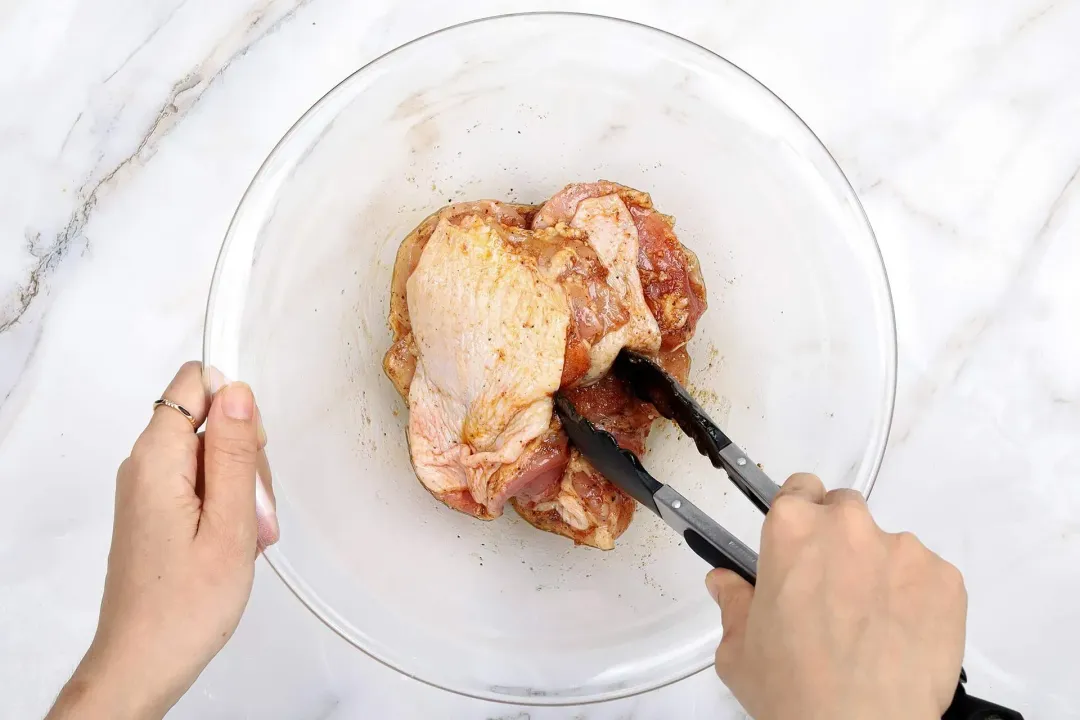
[205,13,895,704]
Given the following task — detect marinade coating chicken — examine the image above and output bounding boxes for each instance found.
[406,215,569,516]
[383,183,707,547]
[384,201,632,399]
[561,194,662,383]
[534,181,707,350]
[512,182,706,547]
[393,208,634,519]
[510,345,690,548]
[384,201,537,400]
[509,368,657,549]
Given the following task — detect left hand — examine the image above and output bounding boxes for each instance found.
[47,362,277,720]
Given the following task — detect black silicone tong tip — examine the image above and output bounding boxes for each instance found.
[613,349,779,514]
[613,350,734,466]
[553,394,663,515]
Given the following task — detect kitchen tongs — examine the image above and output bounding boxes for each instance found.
[555,349,1024,720]
[555,349,780,584]
[614,349,780,514]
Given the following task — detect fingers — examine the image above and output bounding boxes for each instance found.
[149,361,210,436]
[823,487,868,509]
[823,488,877,529]
[707,569,754,635]
[706,569,755,676]
[774,472,826,505]
[761,473,826,574]
[200,383,259,550]
[127,362,208,496]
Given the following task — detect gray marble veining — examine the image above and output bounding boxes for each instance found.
[1,0,1078,718]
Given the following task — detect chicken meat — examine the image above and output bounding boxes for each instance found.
[384,201,537,399]
[391,205,634,519]
[509,345,690,548]
[383,183,707,547]
[510,183,706,548]
[534,181,707,350]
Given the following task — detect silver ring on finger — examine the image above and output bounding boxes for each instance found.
[153,398,198,430]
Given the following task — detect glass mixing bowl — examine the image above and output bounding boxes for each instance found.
[203,12,896,705]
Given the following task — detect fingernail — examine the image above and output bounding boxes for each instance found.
[256,406,268,446]
[255,469,280,548]
[208,366,231,395]
[221,382,255,421]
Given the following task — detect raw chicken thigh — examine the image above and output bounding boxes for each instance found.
[383,183,707,548]
[384,201,536,400]
[533,181,706,350]
[386,202,630,518]
[406,214,569,516]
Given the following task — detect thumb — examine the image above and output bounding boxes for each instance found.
[201,382,259,548]
[706,569,754,673]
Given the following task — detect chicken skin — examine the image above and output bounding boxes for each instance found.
[383,182,707,548]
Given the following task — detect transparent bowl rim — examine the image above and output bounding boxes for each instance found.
[203,10,898,706]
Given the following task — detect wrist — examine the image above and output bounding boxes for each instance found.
[48,642,168,720]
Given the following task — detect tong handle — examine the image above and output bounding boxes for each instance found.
[654,485,758,585]
[943,679,1024,719]
[718,442,779,514]
[616,357,1021,719]
[684,530,757,585]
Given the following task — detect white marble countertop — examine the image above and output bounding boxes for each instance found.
[2,1,1078,718]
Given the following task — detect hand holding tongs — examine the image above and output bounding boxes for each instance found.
[555,349,1023,720]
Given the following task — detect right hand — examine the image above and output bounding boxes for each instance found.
[707,473,967,720]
